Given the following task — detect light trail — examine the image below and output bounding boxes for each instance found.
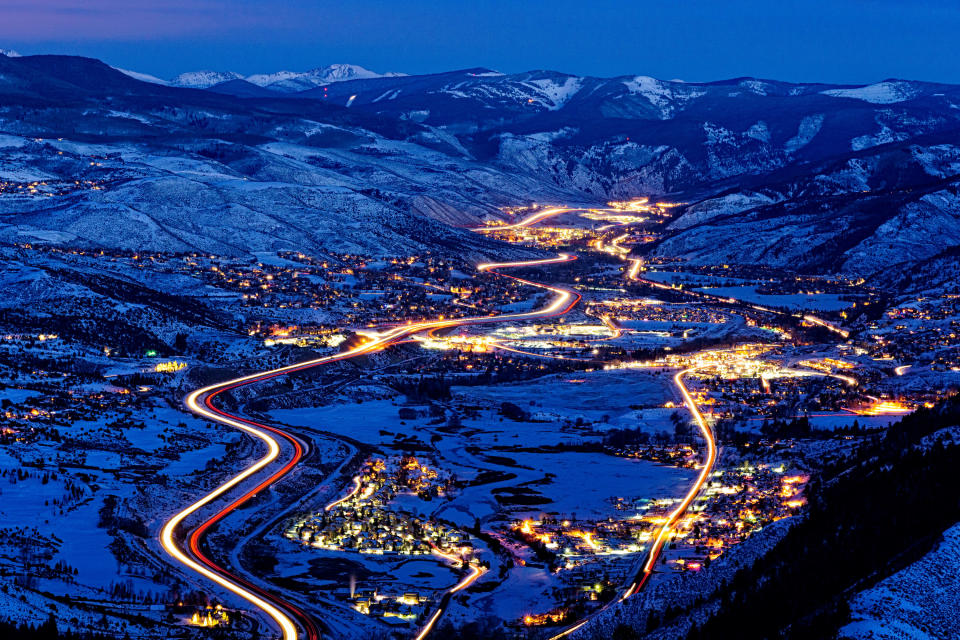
[473,204,656,234]
[599,314,622,339]
[494,202,850,639]
[413,610,443,640]
[638,369,717,577]
[164,199,851,640]
[546,367,717,640]
[549,620,589,639]
[472,205,647,234]
[429,544,486,593]
[409,551,484,640]
[472,207,571,232]
[795,363,859,388]
[492,342,594,362]
[165,252,583,640]
[597,232,632,256]
[477,252,574,274]
[801,314,850,339]
[164,333,413,640]
[324,476,362,511]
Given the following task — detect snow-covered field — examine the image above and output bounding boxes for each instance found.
[696,285,854,311]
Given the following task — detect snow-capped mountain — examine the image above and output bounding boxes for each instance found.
[128,63,402,91]
[164,63,404,91]
[0,55,572,258]
[292,68,960,281]
[297,68,591,114]
[3,52,960,282]
[247,63,405,92]
[170,70,243,89]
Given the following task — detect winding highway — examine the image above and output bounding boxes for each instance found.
[547,367,717,640]
[538,231,854,639]
[161,253,581,640]
[163,206,752,640]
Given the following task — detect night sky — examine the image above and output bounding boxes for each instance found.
[1,0,956,84]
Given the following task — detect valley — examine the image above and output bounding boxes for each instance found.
[0,49,959,640]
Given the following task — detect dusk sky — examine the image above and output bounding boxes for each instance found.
[1,0,957,83]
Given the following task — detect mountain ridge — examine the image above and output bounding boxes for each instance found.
[2,52,960,286]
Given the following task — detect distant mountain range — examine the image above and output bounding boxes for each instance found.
[1,51,959,288]
[111,62,406,92]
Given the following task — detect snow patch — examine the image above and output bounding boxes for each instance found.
[822,81,919,104]
[911,144,960,178]
[703,122,736,145]
[622,76,704,119]
[107,110,151,124]
[852,122,904,151]
[669,192,777,230]
[526,77,583,110]
[0,133,27,148]
[746,121,771,143]
[115,68,169,85]
[740,79,771,95]
[785,114,825,153]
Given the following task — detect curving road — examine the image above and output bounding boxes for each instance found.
[547,367,717,639]
[162,254,581,640]
[163,208,740,640]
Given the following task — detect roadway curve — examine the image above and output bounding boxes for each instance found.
[547,367,717,639]
[162,254,581,640]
